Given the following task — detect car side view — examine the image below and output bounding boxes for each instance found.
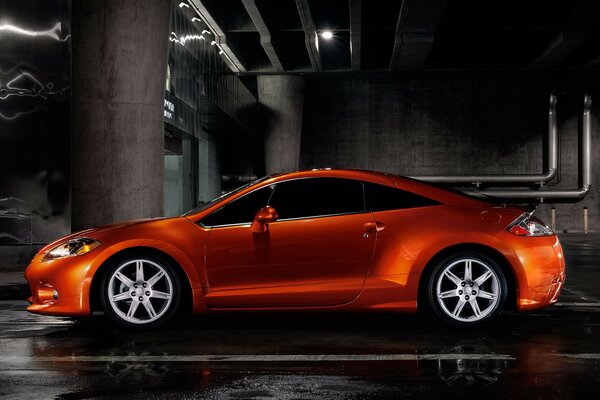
[24,169,565,328]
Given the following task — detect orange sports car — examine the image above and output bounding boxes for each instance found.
[24,169,565,328]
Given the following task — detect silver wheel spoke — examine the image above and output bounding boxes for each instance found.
[452,298,467,317]
[147,270,165,287]
[143,301,157,319]
[135,261,144,282]
[115,272,133,288]
[444,270,462,287]
[478,290,496,300]
[464,260,472,282]
[112,292,130,302]
[151,290,171,300]
[438,290,458,299]
[126,300,140,319]
[470,299,482,318]
[475,270,493,286]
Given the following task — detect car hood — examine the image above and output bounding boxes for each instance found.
[37,217,167,254]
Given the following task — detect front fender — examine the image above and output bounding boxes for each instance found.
[82,238,205,314]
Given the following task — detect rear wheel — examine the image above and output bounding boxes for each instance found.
[428,252,507,327]
[100,254,181,329]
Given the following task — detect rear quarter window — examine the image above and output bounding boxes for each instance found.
[364,182,439,211]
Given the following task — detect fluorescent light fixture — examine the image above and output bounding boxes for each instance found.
[320,31,333,40]
[191,17,201,22]
[0,22,62,41]
[169,32,206,46]
[210,40,216,45]
[202,30,211,35]
[179,2,189,8]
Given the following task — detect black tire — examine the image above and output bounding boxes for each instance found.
[100,252,181,329]
[427,251,507,328]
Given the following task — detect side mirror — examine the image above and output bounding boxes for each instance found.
[251,206,278,233]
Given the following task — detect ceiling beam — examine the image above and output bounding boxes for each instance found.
[529,1,600,69]
[294,0,322,72]
[389,0,447,71]
[349,0,362,71]
[188,0,246,73]
[241,0,285,72]
[530,32,587,69]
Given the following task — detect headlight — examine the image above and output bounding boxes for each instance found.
[507,212,553,237]
[43,238,101,261]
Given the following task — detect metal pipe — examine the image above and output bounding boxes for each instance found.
[476,94,592,201]
[582,94,592,188]
[410,94,558,185]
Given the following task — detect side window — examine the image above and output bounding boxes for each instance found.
[201,186,273,227]
[269,178,364,220]
[364,182,438,211]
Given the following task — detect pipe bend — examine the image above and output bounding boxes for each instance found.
[542,168,557,181]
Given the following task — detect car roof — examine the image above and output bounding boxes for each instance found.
[185,168,486,221]
[261,168,395,186]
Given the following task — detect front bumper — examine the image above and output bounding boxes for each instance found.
[25,252,95,316]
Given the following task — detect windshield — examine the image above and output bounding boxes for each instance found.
[181,176,270,217]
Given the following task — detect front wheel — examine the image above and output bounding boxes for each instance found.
[428,252,507,327]
[100,254,181,329]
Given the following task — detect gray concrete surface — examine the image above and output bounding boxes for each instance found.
[258,75,306,174]
[71,0,170,231]
[299,75,600,232]
[0,264,29,301]
[0,234,599,398]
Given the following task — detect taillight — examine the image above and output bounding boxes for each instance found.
[507,212,553,237]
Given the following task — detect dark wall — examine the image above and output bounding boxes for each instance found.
[0,0,71,245]
[300,73,600,231]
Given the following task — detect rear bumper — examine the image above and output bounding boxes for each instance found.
[514,235,566,311]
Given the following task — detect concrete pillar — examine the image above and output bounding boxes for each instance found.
[257,76,306,174]
[71,0,169,230]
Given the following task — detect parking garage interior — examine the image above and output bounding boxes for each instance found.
[1,0,600,398]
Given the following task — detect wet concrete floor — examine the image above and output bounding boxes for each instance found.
[1,234,599,399]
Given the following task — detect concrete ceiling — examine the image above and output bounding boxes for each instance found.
[186,0,600,74]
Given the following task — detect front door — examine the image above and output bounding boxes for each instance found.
[203,177,376,308]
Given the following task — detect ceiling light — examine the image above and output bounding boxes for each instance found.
[320,31,333,40]
[179,2,189,8]
[191,17,201,22]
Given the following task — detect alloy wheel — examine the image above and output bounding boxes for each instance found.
[107,259,174,325]
[435,258,500,323]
